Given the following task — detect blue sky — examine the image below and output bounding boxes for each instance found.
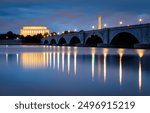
[0,0,150,34]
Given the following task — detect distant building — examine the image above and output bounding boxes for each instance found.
[20,26,50,37]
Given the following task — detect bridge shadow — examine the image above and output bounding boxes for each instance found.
[110,32,139,48]
[69,36,81,46]
[58,38,67,46]
[50,39,56,45]
[85,35,103,47]
[44,40,49,45]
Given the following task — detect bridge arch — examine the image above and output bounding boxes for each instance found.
[50,39,56,45]
[85,35,103,46]
[58,38,67,45]
[44,40,49,45]
[110,32,139,47]
[69,36,81,45]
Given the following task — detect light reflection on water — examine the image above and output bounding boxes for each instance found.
[74,47,77,75]
[137,49,144,91]
[118,49,124,85]
[0,45,149,96]
[103,48,108,82]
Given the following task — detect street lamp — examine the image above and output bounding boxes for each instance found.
[104,24,107,28]
[92,26,95,29]
[119,21,123,25]
[139,18,143,24]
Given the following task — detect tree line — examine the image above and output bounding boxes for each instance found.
[0,30,79,44]
[0,31,44,43]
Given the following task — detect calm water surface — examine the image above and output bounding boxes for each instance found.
[0,45,150,96]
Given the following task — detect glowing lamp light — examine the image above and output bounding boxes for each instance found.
[92,26,95,29]
[57,32,60,35]
[16,37,19,40]
[137,49,145,58]
[74,29,77,32]
[139,18,143,24]
[104,24,107,28]
[119,21,123,25]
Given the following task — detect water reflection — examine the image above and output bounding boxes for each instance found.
[67,47,71,75]
[5,53,8,64]
[139,59,142,91]
[137,49,145,91]
[46,52,49,67]
[53,53,56,69]
[91,48,96,80]
[49,52,52,68]
[16,53,19,65]
[103,48,108,82]
[57,47,60,71]
[97,55,101,79]
[62,47,65,72]
[118,49,124,85]
[3,46,149,94]
[74,47,77,75]
[21,53,47,68]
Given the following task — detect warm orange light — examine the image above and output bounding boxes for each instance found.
[98,55,101,79]
[91,48,96,80]
[103,48,108,82]
[118,49,124,57]
[103,48,108,54]
[21,53,48,68]
[20,26,50,37]
[118,49,124,85]
[74,47,78,75]
[67,47,71,75]
[137,49,145,58]
[139,60,142,91]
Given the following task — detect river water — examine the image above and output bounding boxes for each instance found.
[0,45,150,96]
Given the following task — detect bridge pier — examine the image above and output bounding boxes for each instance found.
[134,44,150,49]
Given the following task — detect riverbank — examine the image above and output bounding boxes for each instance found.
[1,41,150,49]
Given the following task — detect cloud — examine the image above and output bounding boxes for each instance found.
[0,0,150,33]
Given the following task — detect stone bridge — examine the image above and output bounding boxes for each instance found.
[41,23,150,48]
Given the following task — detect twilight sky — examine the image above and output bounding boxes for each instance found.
[0,0,150,34]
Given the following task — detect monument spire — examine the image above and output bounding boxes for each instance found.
[98,16,102,29]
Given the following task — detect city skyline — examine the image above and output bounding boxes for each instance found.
[0,0,150,34]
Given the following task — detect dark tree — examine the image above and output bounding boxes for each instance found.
[22,34,44,43]
[7,31,15,40]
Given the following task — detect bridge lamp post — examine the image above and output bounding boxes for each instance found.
[92,26,95,30]
[139,18,143,24]
[104,24,107,28]
[119,21,123,26]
